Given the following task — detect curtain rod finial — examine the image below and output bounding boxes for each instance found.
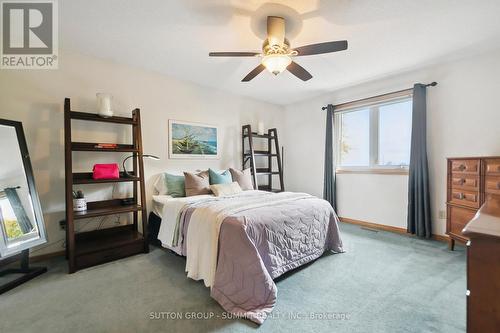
[429,81,437,87]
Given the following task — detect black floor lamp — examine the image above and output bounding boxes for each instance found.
[122,154,159,177]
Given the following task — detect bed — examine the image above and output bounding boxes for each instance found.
[151,190,343,324]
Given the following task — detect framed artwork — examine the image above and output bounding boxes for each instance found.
[168,120,219,159]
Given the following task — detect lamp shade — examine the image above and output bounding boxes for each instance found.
[261,54,292,75]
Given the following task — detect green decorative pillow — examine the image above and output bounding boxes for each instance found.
[165,173,185,197]
[208,168,233,185]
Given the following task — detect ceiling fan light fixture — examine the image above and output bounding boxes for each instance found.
[208,15,348,81]
[261,54,292,75]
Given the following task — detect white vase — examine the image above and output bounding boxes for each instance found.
[257,121,265,135]
[73,198,87,212]
[96,93,113,118]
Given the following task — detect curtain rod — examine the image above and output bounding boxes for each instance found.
[321,82,438,111]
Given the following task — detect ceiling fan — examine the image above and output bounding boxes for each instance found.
[209,16,348,82]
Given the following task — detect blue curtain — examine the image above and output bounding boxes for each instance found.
[323,104,337,210]
[407,84,432,238]
[4,187,34,234]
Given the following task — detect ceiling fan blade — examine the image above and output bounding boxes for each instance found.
[287,61,313,81]
[294,40,348,56]
[242,64,266,82]
[209,52,259,57]
[267,16,285,47]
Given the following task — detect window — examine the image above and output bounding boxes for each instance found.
[378,100,412,166]
[0,196,23,240]
[335,97,412,171]
[338,108,370,166]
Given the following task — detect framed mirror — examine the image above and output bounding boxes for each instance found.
[0,119,47,258]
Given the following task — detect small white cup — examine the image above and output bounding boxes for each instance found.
[73,198,87,212]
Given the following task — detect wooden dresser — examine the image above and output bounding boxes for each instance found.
[462,195,500,332]
[446,157,500,250]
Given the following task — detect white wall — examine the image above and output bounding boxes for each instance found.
[0,51,284,256]
[282,48,500,236]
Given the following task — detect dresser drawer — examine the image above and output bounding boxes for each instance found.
[451,175,479,192]
[448,206,476,235]
[451,159,480,174]
[450,189,480,208]
[485,159,500,175]
[485,176,500,195]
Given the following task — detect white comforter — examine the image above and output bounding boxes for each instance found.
[157,194,213,248]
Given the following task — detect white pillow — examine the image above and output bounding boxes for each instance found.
[210,182,243,197]
[153,173,168,195]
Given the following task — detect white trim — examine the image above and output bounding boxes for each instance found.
[336,166,409,175]
[369,106,379,166]
[334,96,412,171]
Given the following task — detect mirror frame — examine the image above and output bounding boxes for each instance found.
[0,118,47,258]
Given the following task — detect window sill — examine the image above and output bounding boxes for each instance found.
[336,168,409,175]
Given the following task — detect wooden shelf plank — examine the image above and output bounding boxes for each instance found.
[71,142,138,152]
[244,150,278,157]
[70,111,136,125]
[73,200,141,219]
[258,185,282,193]
[243,132,274,139]
[254,168,280,175]
[73,172,140,184]
[75,225,143,256]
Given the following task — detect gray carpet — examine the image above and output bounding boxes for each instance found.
[0,223,466,333]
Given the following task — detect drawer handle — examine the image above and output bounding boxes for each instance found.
[454,192,465,200]
[458,164,466,171]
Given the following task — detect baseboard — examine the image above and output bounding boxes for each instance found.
[339,217,449,243]
[26,218,448,263]
[30,250,65,263]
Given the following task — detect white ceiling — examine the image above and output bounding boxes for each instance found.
[62,0,500,105]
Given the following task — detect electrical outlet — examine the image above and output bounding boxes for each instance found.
[438,210,446,219]
[59,219,66,230]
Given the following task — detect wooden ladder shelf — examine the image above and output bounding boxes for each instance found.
[242,125,284,192]
[64,98,148,273]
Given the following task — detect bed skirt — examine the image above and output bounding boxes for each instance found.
[147,212,162,246]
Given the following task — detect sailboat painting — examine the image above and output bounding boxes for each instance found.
[168,120,219,159]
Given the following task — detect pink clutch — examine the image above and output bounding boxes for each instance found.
[92,163,119,179]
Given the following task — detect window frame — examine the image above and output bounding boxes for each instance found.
[334,95,413,175]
